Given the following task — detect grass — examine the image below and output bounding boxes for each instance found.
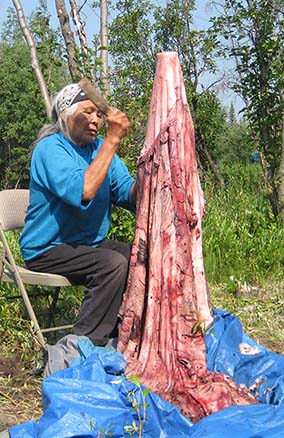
[209,279,284,354]
[202,162,283,284]
[201,163,284,353]
[0,373,42,431]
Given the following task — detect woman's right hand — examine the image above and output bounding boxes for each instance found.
[105,109,130,147]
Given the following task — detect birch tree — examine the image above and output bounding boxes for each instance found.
[12,0,51,118]
[55,0,81,80]
[213,0,284,218]
[110,0,225,185]
[100,0,110,94]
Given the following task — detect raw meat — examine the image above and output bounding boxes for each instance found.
[118,52,255,421]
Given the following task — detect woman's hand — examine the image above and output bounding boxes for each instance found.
[105,109,130,147]
[83,108,130,201]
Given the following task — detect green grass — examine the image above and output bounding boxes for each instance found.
[201,162,284,353]
[202,163,284,284]
[209,280,284,354]
[0,231,83,359]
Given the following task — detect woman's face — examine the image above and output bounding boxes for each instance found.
[62,100,104,146]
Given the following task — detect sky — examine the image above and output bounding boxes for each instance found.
[0,0,214,36]
[0,0,243,116]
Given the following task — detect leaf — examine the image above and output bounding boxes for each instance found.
[130,374,140,386]
[143,388,151,397]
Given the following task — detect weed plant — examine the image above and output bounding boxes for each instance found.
[0,231,83,356]
[202,162,284,286]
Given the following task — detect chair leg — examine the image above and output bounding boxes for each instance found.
[18,281,46,347]
[12,273,46,347]
[0,227,47,347]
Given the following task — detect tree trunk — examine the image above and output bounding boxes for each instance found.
[55,0,81,81]
[69,0,88,56]
[12,0,51,119]
[277,91,284,220]
[196,128,225,188]
[100,0,110,94]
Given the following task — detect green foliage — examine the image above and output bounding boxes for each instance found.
[109,0,156,99]
[109,0,156,161]
[0,40,45,188]
[108,155,136,243]
[109,208,135,243]
[194,90,229,165]
[0,2,70,189]
[0,293,33,353]
[109,0,231,179]
[76,46,98,80]
[212,0,284,214]
[80,412,115,437]
[0,263,39,362]
[124,375,151,437]
[0,231,83,354]
[213,118,256,165]
[29,1,69,90]
[202,162,284,284]
[0,7,23,43]
[154,0,219,84]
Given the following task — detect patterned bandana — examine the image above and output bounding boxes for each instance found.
[56,84,88,116]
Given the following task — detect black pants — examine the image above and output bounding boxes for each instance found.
[26,239,131,346]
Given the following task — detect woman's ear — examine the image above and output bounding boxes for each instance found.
[60,112,66,123]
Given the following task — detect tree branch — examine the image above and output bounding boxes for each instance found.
[55,0,81,81]
[12,0,51,118]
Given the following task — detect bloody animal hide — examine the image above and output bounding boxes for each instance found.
[118,52,255,421]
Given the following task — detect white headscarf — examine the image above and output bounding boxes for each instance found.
[51,84,88,121]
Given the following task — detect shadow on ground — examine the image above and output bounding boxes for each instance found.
[0,352,42,432]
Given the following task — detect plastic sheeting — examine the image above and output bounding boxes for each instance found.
[9,309,284,437]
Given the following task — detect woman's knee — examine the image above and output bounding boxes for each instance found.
[109,251,129,276]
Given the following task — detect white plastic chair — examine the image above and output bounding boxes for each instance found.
[0,189,74,347]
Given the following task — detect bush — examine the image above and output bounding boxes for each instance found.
[202,162,283,285]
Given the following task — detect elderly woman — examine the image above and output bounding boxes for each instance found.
[20,83,137,347]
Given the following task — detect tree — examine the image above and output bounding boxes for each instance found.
[5,0,253,191]
[12,0,52,117]
[108,0,157,161]
[212,0,284,218]
[228,103,237,125]
[100,0,110,94]
[55,0,105,84]
[55,0,81,80]
[109,0,226,186]
[29,1,70,89]
[0,3,70,189]
[0,40,45,188]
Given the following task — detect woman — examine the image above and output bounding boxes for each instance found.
[20,83,137,346]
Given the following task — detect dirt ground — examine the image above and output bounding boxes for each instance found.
[0,353,42,432]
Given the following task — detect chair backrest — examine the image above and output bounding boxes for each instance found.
[0,189,29,231]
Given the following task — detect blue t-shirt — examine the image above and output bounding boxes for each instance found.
[20,132,135,261]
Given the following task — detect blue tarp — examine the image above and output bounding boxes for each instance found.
[9,309,284,437]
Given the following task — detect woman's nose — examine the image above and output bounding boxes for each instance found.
[89,112,100,126]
